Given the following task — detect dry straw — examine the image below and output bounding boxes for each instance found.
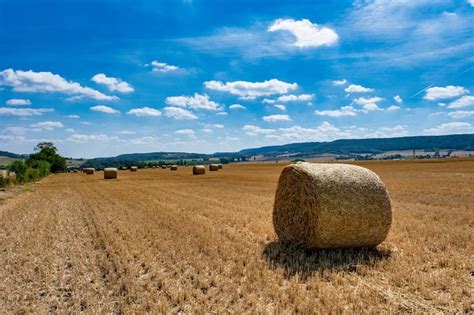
[83,168,95,175]
[170,165,178,171]
[104,167,118,179]
[273,162,392,249]
[193,165,205,175]
[209,164,219,171]
[130,166,138,172]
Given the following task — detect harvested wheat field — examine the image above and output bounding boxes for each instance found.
[0,159,473,313]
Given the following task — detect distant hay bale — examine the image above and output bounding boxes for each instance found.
[83,167,95,175]
[170,165,178,171]
[193,165,205,175]
[273,162,392,249]
[8,172,16,183]
[130,166,138,172]
[218,164,223,169]
[161,165,167,169]
[104,167,118,179]
[0,170,8,179]
[209,164,219,171]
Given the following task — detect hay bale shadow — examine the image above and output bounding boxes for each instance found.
[262,240,391,280]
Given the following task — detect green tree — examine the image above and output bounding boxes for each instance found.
[8,160,27,183]
[27,142,66,173]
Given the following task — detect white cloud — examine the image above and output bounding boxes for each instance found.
[68,134,120,143]
[387,105,400,111]
[352,96,384,106]
[117,130,136,135]
[90,105,120,114]
[275,122,350,142]
[165,93,221,111]
[206,124,224,129]
[274,104,286,111]
[163,106,198,120]
[150,60,179,73]
[65,128,75,133]
[66,114,80,119]
[30,121,64,131]
[446,95,474,109]
[362,103,382,111]
[4,126,28,135]
[127,107,162,117]
[447,110,474,119]
[277,93,314,102]
[174,129,196,138]
[0,107,53,116]
[424,122,474,135]
[0,68,117,101]
[315,106,358,117]
[204,79,297,99]
[242,125,275,135]
[468,0,474,7]
[394,95,403,103]
[229,104,246,110]
[262,98,276,104]
[91,73,134,93]
[6,98,31,106]
[262,114,291,122]
[202,128,213,133]
[381,125,407,133]
[216,111,228,116]
[267,18,338,48]
[333,79,347,86]
[344,84,374,94]
[424,86,469,100]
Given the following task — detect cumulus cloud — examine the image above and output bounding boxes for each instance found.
[387,105,400,111]
[117,130,136,135]
[262,98,276,104]
[446,95,474,109]
[216,111,228,116]
[6,98,31,106]
[274,122,350,142]
[0,107,53,116]
[150,60,179,73]
[165,93,221,111]
[127,107,162,117]
[242,125,275,135]
[163,106,198,120]
[424,122,474,135]
[344,84,374,94]
[267,18,338,48]
[423,85,469,100]
[315,105,358,117]
[30,121,64,131]
[174,129,196,138]
[394,95,403,103]
[0,68,117,101]
[91,73,134,93]
[333,79,347,86]
[90,105,120,114]
[277,94,314,102]
[229,104,246,110]
[66,114,80,119]
[68,134,120,143]
[274,104,286,111]
[262,114,291,122]
[204,79,297,99]
[468,0,474,7]
[352,96,384,106]
[447,110,474,119]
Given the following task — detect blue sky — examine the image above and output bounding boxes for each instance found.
[1,0,473,158]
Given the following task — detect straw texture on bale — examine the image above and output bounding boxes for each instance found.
[130,166,138,172]
[83,168,95,175]
[218,164,223,169]
[104,168,118,179]
[273,162,392,249]
[193,165,205,175]
[170,165,178,171]
[209,164,219,171]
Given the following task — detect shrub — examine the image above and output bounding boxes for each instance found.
[8,161,27,183]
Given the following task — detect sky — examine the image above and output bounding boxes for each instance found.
[0,0,473,158]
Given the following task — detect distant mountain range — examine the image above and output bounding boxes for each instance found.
[2,134,473,168]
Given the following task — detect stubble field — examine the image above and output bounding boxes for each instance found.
[0,159,473,313]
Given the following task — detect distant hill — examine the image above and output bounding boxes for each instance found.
[0,151,28,159]
[238,134,474,157]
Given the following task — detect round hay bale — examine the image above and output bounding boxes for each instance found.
[83,167,95,175]
[209,164,219,171]
[193,165,205,175]
[218,164,223,169]
[130,166,138,172]
[161,165,167,169]
[104,167,118,179]
[273,162,392,249]
[8,172,16,183]
[170,165,178,171]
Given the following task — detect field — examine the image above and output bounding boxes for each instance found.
[1,160,473,313]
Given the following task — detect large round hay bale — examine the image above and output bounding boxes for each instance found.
[161,165,166,169]
[130,166,138,172]
[209,164,219,171]
[273,162,392,249]
[218,164,223,169]
[193,165,205,175]
[170,165,178,171]
[104,167,118,179]
[83,167,95,175]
